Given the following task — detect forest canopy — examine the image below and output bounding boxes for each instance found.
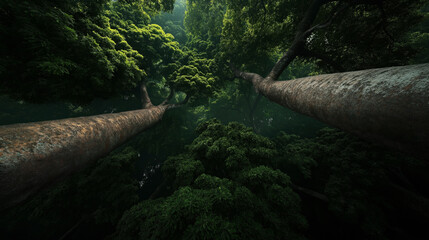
[1,0,428,104]
[0,0,428,240]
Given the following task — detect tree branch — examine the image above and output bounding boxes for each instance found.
[166,94,190,110]
[266,0,327,80]
[231,64,266,93]
[266,0,351,80]
[231,64,263,83]
[161,88,175,105]
[140,81,153,109]
[249,94,262,132]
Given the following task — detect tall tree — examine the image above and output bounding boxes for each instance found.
[0,101,173,209]
[0,0,217,208]
[1,0,428,209]
[213,0,429,157]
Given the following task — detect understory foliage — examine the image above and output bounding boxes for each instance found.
[273,128,429,239]
[1,121,428,240]
[0,147,140,240]
[111,121,429,240]
[113,119,307,240]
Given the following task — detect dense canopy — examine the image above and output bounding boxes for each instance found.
[0,0,428,239]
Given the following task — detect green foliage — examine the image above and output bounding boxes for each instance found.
[168,56,219,103]
[0,147,140,239]
[117,0,176,14]
[0,0,221,104]
[113,120,307,240]
[184,0,428,75]
[83,147,140,224]
[274,127,429,239]
[108,2,183,77]
[185,0,225,43]
[162,153,205,188]
[0,0,145,103]
[273,132,320,179]
[152,0,188,44]
[108,1,221,105]
[184,0,226,58]
[190,119,277,175]
[409,1,429,64]
[306,0,427,70]
[1,1,429,239]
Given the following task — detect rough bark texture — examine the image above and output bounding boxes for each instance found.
[256,63,429,159]
[0,105,168,209]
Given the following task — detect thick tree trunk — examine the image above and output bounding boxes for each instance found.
[245,63,429,159]
[0,105,168,209]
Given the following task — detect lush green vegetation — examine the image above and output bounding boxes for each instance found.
[1,0,429,239]
[2,120,428,239]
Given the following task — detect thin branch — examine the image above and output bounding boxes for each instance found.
[249,94,262,132]
[179,94,190,105]
[267,0,327,80]
[161,88,175,105]
[267,1,349,80]
[140,81,153,109]
[166,94,190,109]
[231,64,264,87]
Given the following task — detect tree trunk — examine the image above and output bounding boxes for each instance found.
[0,105,168,209]
[246,63,429,159]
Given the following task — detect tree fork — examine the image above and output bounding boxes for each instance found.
[0,105,169,209]
[236,63,429,160]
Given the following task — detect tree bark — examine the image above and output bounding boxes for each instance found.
[0,105,168,209]
[236,63,429,160]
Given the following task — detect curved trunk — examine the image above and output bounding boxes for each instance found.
[257,63,429,159]
[0,105,168,209]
